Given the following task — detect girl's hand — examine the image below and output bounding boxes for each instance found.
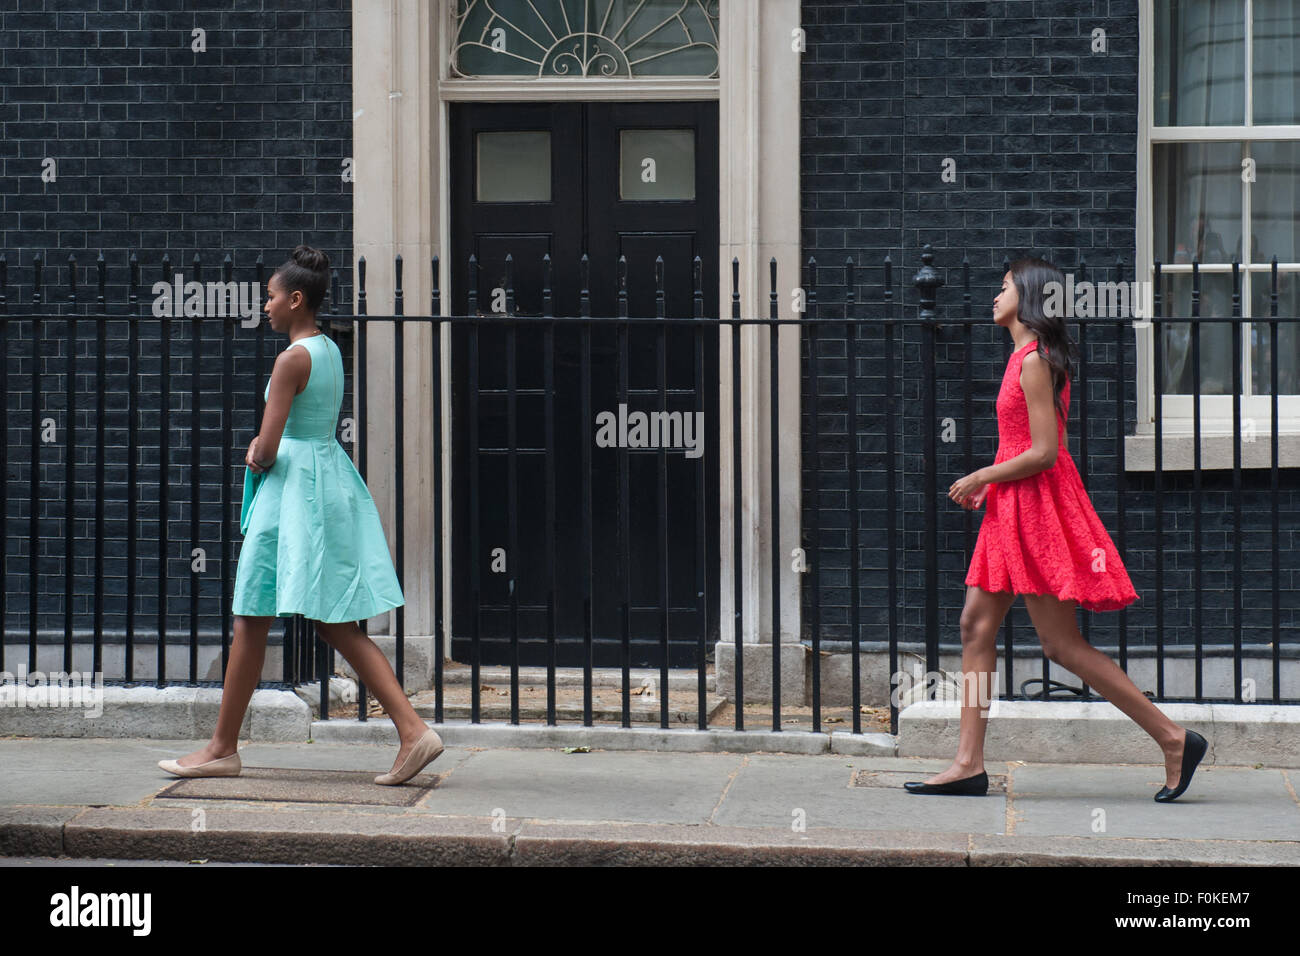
[949,469,988,508]
[246,437,269,474]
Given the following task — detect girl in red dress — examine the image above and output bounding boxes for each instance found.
[903,257,1207,802]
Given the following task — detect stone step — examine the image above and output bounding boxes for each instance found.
[411,694,728,725]
[438,665,716,694]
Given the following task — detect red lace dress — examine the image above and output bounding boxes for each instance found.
[965,339,1139,612]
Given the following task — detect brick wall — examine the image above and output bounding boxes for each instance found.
[798,0,1300,658]
[0,0,354,644]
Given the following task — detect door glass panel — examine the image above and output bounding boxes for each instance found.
[477,130,551,202]
[619,128,694,200]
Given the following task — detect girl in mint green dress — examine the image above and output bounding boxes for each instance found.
[157,245,445,787]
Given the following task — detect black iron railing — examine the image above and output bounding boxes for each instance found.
[0,246,1295,738]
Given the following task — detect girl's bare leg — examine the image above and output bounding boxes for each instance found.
[917,585,1016,785]
[313,620,432,777]
[1022,593,1187,789]
[175,614,273,766]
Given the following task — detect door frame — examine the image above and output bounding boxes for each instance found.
[350,0,802,663]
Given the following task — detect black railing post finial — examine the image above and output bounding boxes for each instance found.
[0,251,7,312]
[67,253,77,305]
[356,255,367,315]
[464,254,475,316]
[913,244,944,319]
[430,255,438,315]
[393,253,403,316]
[655,255,665,318]
[730,256,740,319]
[617,255,628,319]
[96,251,106,311]
[578,253,589,318]
[128,253,139,307]
[961,254,970,313]
[769,257,778,317]
[504,252,514,317]
[692,255,703,320]
[541,252,552,317]
[33,253,43,305]
[1231,255,1241,315]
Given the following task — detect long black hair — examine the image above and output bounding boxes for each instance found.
[1007,256,1077,422]
[272,244,330,312]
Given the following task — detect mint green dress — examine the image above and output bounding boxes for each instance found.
[231,332,405,622]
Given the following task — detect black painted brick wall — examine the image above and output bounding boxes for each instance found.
[799,0,1300,659]
[0,0,355,644]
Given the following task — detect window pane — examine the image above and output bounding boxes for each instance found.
[1153,142,1243,264]
[1155,0,1245,126]
[619,128,695,200]
[1252,142,1300,264]
[476,131,551,202]
[1158,273,1237,395]
[1252,0,1300,124]
[1250,271,1300,394]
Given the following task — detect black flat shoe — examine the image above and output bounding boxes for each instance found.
[1154,729,1208,802]
[903,770,988,795]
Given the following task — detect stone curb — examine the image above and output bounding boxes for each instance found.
[2,806,1296,867]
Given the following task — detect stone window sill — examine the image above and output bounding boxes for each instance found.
[1123,431,1300,470]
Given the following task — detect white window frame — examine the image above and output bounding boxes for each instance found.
[1134,0,1300,469]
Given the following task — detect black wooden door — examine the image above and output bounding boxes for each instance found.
[449,100,720,667]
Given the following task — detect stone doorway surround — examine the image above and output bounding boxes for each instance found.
[350,0,802,696]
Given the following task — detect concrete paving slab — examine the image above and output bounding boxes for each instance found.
[711,754,1009,833]
[0,769,177,808]
[1009,765,1300,841]
[404,749,743,824]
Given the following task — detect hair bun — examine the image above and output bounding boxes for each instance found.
[291,244,329,273]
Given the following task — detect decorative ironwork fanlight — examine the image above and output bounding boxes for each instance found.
[451,0,719,78]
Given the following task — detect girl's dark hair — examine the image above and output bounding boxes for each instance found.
[1007,256,1078,422]
[272,245,330,312]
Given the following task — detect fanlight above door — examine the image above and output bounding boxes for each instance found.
[451,0,720,78]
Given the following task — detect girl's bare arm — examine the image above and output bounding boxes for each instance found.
[249,347,311,469]
[976,350,1059,484]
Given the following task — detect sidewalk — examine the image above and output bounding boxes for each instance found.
[2,734,1298,866]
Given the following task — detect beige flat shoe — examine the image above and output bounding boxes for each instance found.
[375,728,444,786]
[158,751,242,778]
